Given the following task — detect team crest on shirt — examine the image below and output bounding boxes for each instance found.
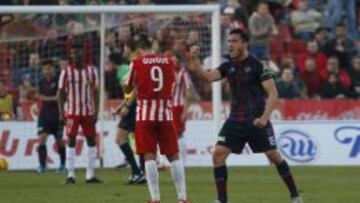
[229,66,235,73]
[244,66,251,73]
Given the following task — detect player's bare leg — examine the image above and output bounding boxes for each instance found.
[116,128,144,184]
[65,137,76,184]
[36,132,48,173]
[85,136,102,184]
[167,154,189,203]
[265,149,303,203]
[144,153,161,202]
[212,145,231,203]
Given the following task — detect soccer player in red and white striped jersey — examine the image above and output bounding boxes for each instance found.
[172,56,194,167]
[58,45,102,184]
[124,36,190,203]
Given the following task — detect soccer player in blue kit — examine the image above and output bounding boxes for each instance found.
[188,29,303,203]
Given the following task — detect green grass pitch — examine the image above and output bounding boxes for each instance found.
[0,167,359,203]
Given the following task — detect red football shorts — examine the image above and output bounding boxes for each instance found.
[135,121,179,156]
[65,115,96,138]
[172,106,185,136]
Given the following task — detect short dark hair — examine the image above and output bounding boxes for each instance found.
[136,34,152,50]
[257,0,268,8]
[336,22,346,28]
[229,29,249,42]
[42,59,54,67]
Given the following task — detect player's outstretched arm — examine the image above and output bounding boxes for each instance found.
[188,45,222,82]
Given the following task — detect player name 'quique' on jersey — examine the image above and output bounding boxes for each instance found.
[126,54,176,122]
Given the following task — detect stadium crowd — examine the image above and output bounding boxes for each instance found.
[0,0,359,121]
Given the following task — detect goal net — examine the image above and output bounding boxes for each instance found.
[0,5,221,170]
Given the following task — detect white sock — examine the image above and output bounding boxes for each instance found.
[86,147,96,180]
[178,137,187,167]
[66,147,75,178]
[145,160,160,201]
[170,159,187,200]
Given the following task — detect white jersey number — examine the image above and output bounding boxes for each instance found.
[150,66,163,92]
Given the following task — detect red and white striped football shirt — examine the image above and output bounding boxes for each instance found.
[58,65,98,116]
[126,54,176,122]
[173,67,192,107]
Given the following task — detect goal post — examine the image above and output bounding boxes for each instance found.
[0,5,221,169]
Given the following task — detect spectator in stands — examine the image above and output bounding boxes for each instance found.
[323,23,358,71]
[349,56,360,87]
[276,67,303,99]
[222,0,249,30]
[0,14,40,39]
[290,0,322,41]
[0,79,15,121]
[301,58,323,98]
[320,73,350,99]
[249,1,278,59]
[14,52,42,87]
[298,40,327,75]
[280,57,303,89]
[320,56,351,89]
[187,30,200,47]
[327,0,359,40]
[314,27,329,53]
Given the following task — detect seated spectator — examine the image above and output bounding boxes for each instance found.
[19,75,37,103]
[0,79,15,120]
[13,52,42,88]
[276,67,303,99]
[290,0,322,41]
[320,73,350,99]
[314,27,329,53]
[298,40,327,75]
[323,23,358,71]
[280,57,303,89]
[300,58,324,98]
[320,56,351,89]
[249,1,278,59]
[350,82,360,98]
[222,0,249,31]
[349,56,360,86]
[327,0,359,40]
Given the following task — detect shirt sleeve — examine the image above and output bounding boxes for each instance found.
[58,68,67,90]
[216,62,228,78]
[255,62,272,82]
